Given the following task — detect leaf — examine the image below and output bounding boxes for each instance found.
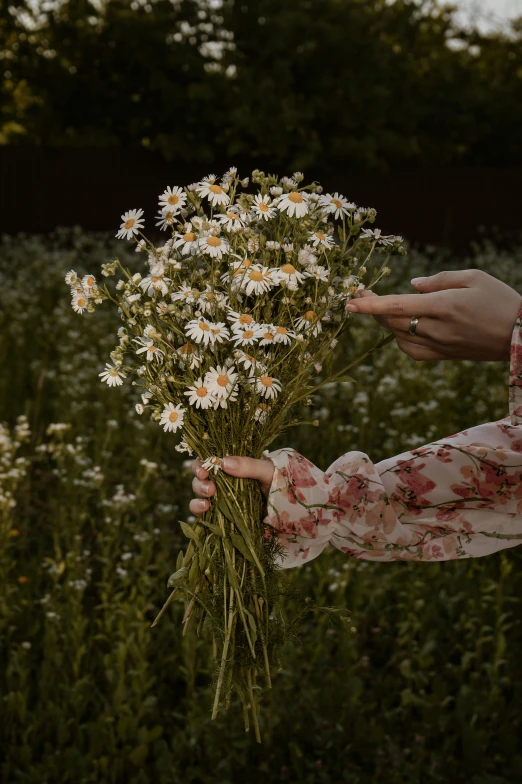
[198,518,221,536]
[167,567,188,588]
[175,550,184,570]
[129,744,148,767]
[229,531,255,564]
[179,520,198,541]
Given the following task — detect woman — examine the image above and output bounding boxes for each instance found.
[190,269,522,568]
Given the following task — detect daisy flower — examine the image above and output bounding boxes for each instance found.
[116,208,145,240]
[155,209,176,231]
[252,194,276,221]
[177,342,203,369]
[239,265,276,296]
[276,263,306,290]
[201,456,223,474]
[171,285,200,304]
[198,234,230,259]
[305,265,330,282]
[184,379,217,410]
[221,258,254,286]
[258,325,276,346]
[65,270,78,286]
[231,324,263,347]
[204,365,238,400]
[266,240,281,251]
[277,191,308,218]
[360,228,394,246]
[175,441,194,455]
[295,310,322,337]
[198,287,218,315]
[272,325,295,345]
[159,403,185,433]
[250,374,282,400]
[215,210,246,231]
[318,192,354,219]
[99,363,126,387]
[158,186,187,214]
[72,291,89,314]
[227,310,257,331]
[308,230,335,249]
[173,228,199,255]
[254,402,271,423]
[140,265,170,297]
[133,336,165,362]
[233,350,267,377]
[197,179,230,207]
[185,318,230,347]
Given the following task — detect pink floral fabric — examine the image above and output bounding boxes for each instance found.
[264,302,522,569]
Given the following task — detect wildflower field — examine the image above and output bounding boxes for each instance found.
[1,228,522,783]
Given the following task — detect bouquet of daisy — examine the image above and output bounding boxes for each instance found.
[65,168,405,741]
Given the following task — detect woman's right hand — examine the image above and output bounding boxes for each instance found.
[346,269,522,362]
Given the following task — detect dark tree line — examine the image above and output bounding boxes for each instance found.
[1,0,521,171]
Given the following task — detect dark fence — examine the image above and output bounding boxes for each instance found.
[1,146,520,250]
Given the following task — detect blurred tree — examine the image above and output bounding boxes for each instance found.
[0,0,521,170]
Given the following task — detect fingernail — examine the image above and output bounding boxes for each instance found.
[411,277,426,286]
[197,500,207,511]
[222,457,238,470]
[201,482,210,494]
[345,303,358,312]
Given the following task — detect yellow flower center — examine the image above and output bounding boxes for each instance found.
[263,332,274,341]
[260,375,273,386]
[151,276,162,283]
[125,218,135,229]
[331,198,342,209]
[199,321,210,331]
[209,184,223,194]
[243,259,252,267]
[217,374,228,387]
[239,314,253,324]
[77,297,86,308]
[169,411,179,422]
[196,386,208,397]
[258,201,269,212]
[148,344,157,352]
[204,291,215,300]
[86,276,95,286]
[288,193,303,204]
[206,236,221,247]
[242,330,255,339]
[304,310,318,322]
[315,232,326,240]
[180,343,195,355]
[248,270,263,282]
[183,232,196,242]
[281,263,296,274]
[168,194,179,205]
[226,212,237,220]
[276,326,287,334]
[211,327,222,335]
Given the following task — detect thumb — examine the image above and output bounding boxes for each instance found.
[411,270,474,292]
[221,455,274,487]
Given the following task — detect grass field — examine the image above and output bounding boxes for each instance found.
[1,228,521,784]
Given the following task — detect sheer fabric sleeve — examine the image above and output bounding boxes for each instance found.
[264,302,522,569]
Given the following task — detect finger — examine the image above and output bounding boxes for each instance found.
[385,316,449,346]
[192,476,216,497]
[221,455,275,493]
[192,458,209,480]
[346,292,441,317]
[189,498,210,515]
[353,289,377,299]
[395,336,446,361]
[411,269,477,292]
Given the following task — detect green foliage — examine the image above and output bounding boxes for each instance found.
[1,228,522,781]
[1,1,522,169]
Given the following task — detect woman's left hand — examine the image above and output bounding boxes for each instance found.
[189,456,274,516]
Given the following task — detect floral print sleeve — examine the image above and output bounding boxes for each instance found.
[264,302,522,569]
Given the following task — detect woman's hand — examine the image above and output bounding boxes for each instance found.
[189,456,275,516]
[346,269,522,362]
